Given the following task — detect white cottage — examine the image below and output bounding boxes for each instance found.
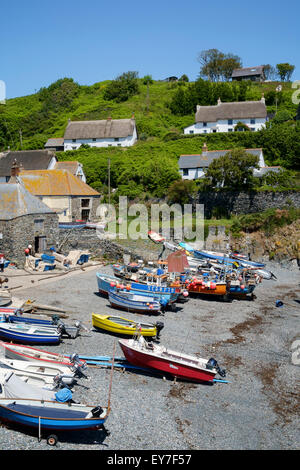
[179,144,267,181]
[183,96,267,135]
[63,117,138,151]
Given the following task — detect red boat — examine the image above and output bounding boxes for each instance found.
[118,336,226,383]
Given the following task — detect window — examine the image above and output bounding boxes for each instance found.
[34,219,44,231]
[228,119,233,125]
[72,139,76,142]
[228,128,233,132]
[189,130,194,134]
[203,122,207,127]
[251,128,255,132]
[81,199,90,208]
[183,169,189,176]
[92,138,96,142]
[114,137,120,142]
[250,119,256,124]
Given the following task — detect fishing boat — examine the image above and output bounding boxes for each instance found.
[96,273,177,308]
[97,272,179,299]
[0,322,61,344]
[186,278,228,297]
[119,335,226,383]
[92,313,164,338]
[0,341,86,368]
[108,291,161,314]
[0,398,109,445]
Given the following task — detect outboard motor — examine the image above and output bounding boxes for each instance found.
[206,357,226,378]
[71,361,88,379]
[90,406,104,418]
[155,321,164,340]
[53,374,72,389]
[51,315,61,325]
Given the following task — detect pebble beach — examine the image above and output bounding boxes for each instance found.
[0,261,299,452]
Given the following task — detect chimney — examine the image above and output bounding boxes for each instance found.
[11,159,21,177]
[131,113,135,120]
[261,93,265,104]
[107,115,112,121]
[217,97,222,105]
[202,142,208,153]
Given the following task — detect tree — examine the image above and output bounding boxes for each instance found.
[276,63,295,82]
[296,103,300,121]
[167,179,197,204]
[179,74,189,82]
[262,64,277,81]
[103,71,140,102]
[202,148,259,190]
[197,49,242,81]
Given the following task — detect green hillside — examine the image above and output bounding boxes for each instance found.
[0,76,299,199]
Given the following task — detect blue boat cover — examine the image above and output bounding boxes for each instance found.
[55,388,73,402]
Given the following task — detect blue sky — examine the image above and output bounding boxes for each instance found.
[1,0,299,98]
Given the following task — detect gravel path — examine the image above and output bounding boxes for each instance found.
[0,262,299,450]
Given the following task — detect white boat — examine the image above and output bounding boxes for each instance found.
[0,370,57,400]
[0,357,79,387]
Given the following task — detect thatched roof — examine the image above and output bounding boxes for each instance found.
[64,118,136,140]
[195,99,267,123]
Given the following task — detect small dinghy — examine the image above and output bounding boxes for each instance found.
[108,291,161,314]
[0,370,57,400]
[0,322,61,344]
[0,292,12,307]
[119,335,226,383]
[0,357,87,387]
[92,313,164,338]
[0,341,86,368]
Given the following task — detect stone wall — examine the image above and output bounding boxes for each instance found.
[58,228,140,262]
[195,190,300,217]
[0,213,59,266]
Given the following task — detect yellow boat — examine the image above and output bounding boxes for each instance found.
[91,313,164,338]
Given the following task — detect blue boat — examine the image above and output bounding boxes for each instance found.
[96,273,178,306]
[108,290,162,314]
[0,322,61,344]
[0,398,109,444]
[192,250,265,268]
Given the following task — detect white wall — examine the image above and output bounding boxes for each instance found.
[64,127,138,151]
[184,118,266,134]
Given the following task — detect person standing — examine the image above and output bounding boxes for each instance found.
[0,253,5,273]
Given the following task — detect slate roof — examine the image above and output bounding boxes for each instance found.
[195,99,267,123]
[64,118,136,140]
[0,150,57,177]
[44,138,64,148]
[18,169,99,197]
[231,66,264,79]
[0,182,54,220]
[179,149,263,169]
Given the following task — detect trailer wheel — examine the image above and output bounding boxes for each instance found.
[47,434,58,446]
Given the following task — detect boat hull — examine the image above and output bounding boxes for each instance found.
[92,314,157,337]
[0,399,108,432]
[108,292,161,314]
[96,273,178,303]
[0,342,81,367]
[0,325,60,345]
[119,340,216,383]
[187,283,227,296]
